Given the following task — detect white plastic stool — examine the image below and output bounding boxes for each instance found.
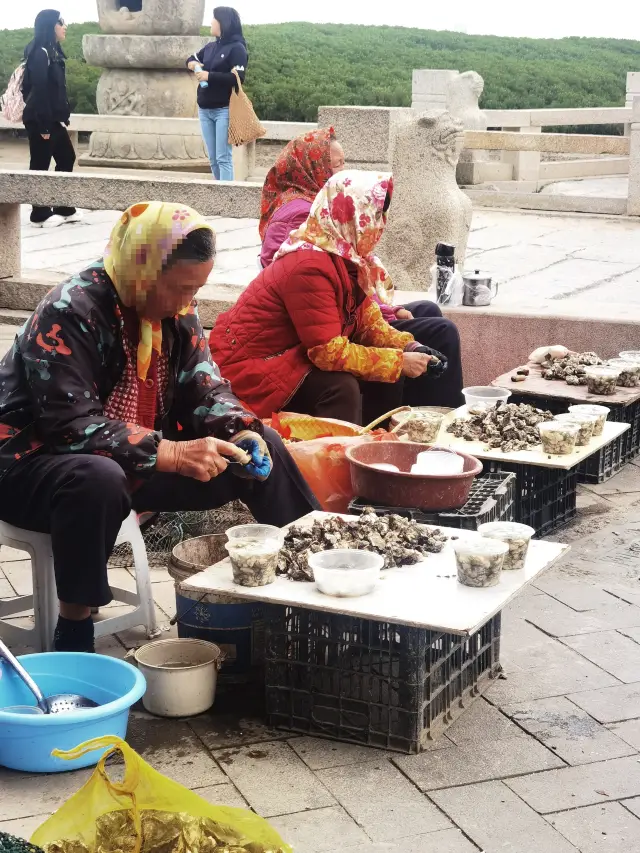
[0,510,159,652]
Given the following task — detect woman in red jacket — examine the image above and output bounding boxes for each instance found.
[210,170,446,425]
[258,129,463,408]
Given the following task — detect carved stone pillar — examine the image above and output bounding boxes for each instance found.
[82,1,210,170]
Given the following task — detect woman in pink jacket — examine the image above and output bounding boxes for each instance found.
[259,129,463,408]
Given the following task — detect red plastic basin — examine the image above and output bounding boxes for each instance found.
[346,442,482,511]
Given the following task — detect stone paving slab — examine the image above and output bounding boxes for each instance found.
[340,828,479,853]
[505,755,640,813]
[0,766,94,821]
[429,780,579,853]
[125,713,227,789]
[568,682,640,724]
[562,630,640,683]
[485,656,619,706]
[532,576,623,611]
[214,741,336,817]
[268,806,370,853]
[315,760,452,842]
[624,796,640,818]
[0,814,52,839]
[547,802,640,852]
[608,719,640,750]
[393,733,564,791]
[287,736,417,771]
[502,695,636,765]
[194,782,249,810]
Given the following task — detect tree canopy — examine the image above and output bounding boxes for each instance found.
[0,21,635,123]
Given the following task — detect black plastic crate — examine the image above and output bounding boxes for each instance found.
[509,391,640,478]
[576,430,626,485]
[348,472,516,531]
[265,607,501,753]
[484,460,577,537]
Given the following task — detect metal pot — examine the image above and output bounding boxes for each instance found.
[462,270,498,307]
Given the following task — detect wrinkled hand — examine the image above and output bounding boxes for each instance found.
[156,437,239,481]
[402,352,431,378]
[395,308,414,320]
[230,430,272,481]
[413,345,448,378]
[195,70,209,83]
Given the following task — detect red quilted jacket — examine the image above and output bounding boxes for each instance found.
[209,250,411,418]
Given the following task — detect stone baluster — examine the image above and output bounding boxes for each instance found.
[628,96,640,216]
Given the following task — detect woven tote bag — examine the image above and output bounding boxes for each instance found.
[228,70,266,146]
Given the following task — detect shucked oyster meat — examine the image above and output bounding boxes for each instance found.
[278,508,447,580]
[447,401,553,453]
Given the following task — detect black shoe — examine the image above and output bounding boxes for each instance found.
[53,615,95,653]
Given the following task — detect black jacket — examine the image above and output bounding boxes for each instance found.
[22,44,71,134]
[0,262,262,482]
[187,37,248,110]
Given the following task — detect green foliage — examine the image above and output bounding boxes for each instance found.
[0,21,636,124]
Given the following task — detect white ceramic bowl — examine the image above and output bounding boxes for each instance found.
[308,549,384,598]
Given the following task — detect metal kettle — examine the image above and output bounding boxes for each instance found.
[462,270,498,307]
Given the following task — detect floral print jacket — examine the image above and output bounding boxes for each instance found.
[0,263,261,481]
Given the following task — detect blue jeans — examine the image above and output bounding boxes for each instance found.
[198,106,233,181]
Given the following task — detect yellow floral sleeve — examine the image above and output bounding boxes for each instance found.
[308,336,404,383]
[354,300,414,350]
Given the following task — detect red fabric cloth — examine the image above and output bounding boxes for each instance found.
[258,128,335,241]
[209,250,368,418]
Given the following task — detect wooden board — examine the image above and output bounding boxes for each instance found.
[492,363,640,407]
[182,512,569,637]
[434,407,629,470]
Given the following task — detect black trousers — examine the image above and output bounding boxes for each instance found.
[0,428,319,607]
[25,122,77,223]
[391,300,465,409]
[286,301,464,425]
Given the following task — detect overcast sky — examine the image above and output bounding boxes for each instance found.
[2,1,640,39]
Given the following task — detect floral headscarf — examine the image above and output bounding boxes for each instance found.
[273,170,394,304]
[104,201,213,380]
[258,128,336,240]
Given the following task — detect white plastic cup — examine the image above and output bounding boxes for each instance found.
[568,404,609,436]
[478,521,535,570]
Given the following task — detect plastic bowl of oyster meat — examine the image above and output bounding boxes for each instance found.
[309,549,384,598]
[462,386,511,413]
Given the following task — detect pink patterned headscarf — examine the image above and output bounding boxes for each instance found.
[273,170,394,305]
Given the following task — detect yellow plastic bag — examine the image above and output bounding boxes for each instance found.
[31,736,291,853]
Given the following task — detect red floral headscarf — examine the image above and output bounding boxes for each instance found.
[258,127,336,240]
[273,170,394,305]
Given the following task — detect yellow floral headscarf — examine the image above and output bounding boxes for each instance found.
[104,201,213,380]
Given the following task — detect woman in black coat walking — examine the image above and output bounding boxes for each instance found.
[187,7,248,181]
[23,9,80,227]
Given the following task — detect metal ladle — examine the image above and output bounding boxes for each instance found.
[0,637,98,714]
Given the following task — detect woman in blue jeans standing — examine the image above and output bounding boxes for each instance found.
[187,7,247,181]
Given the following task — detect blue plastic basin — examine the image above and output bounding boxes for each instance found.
[0,652,146,773]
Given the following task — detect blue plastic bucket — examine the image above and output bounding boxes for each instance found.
[175,589,264,674]
[0,652,146,773]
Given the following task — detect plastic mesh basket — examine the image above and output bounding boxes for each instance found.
[109,502,254,569]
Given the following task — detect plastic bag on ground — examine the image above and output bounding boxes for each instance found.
[31,736,291,853]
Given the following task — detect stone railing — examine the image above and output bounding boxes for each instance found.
[483,106,633,184]
[0,114,313,179]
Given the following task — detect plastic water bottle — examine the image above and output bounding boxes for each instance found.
[194,63,208,89]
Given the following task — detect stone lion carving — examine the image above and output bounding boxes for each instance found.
[379,111,473,292]
[97,0,205,35]
[448,71,487,132]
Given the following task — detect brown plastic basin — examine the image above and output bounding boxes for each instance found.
[345,442,482,511]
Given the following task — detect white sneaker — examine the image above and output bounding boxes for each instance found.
[31,215,64,229]
[61,211,83,224]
